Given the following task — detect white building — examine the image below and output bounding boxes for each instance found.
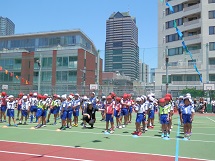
[156,0,215,97]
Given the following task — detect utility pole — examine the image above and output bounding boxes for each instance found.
[206,43,209,83]
[165,46,169,94]
[37,53,42,94]
[97,50,100,96]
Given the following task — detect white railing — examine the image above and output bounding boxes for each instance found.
[183,3,200,12]
[184,19,200,27]
[184,34,200,41]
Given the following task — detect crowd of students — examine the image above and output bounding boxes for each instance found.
[0,91,196,139]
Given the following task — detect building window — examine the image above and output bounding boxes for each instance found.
[209,74,215,81]
[188,59,196,66]
[56,71,77,82]
[209,11,215,19]
[209,26,215,35]
[172,75,182,81]
[113,56,122,62]
[41,71,52,81]
[113,63,122,69]
[209,42,215,51]
[209,58,215,64]
[57,57,68,67]
[113,41,122,47]
[162,75,172,84]
[42,57,52,68]
[209,0,215,3]
[113,49,122,55]
[68,56,77,68]
[166,18,183,29]
[166,33,180,43]
[187,75,198,81]
[166,4,183,15]
[168,47,183,56]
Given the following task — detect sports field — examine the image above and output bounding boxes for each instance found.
[0,111,215,161]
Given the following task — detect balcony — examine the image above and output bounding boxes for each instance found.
[209,65,215,70]
[183,4,200,12]
[184,19,200,27]
[184,34,200,41]
[168,61,202,70]
[172,81,201,85]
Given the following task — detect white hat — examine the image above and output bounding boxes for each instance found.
[136,97,141,102]
[68,95,73,99]
[23,96,28,99]
[183,96,192,103]
[44,94,48,96]
[8,95,14,99]
[57,95,60,98]
[83,96,88,100]
[148,96,155,102]
[74,93,79,97]
[179,96,184,99]
[102,95,106,99]
[91,92,95,95]
[61,94,67,99]
[33,92,37,96]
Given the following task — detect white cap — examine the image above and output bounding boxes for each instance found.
[83,96,88,100]
[33,92,37,96]
[74,93,80,97]
[148,96,155,102]
[68,95,73,99]
[91,92,95,95]
[136,97,141,102]
[179,96,184,99]
[61,94,67,99]
[44,94,48,96]
[57,95,60,98]
[8,95,14,99]
[183,96,192,103]
[102,95,106,99]
[150,93,155,98]
[23,96,28,99]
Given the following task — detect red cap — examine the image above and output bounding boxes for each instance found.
[29,92,33,96]
[1,92,6,96]
[165,97,171,101]
[123,94,127,99]
[106,95,112,100]
[19,93,24,96]
[159,98,165,103]
[165,93,172,99]
[110,92,116,98]
[53,94,57,97]
[116,97,121,101]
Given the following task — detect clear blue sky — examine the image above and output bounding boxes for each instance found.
[1,0,158,68]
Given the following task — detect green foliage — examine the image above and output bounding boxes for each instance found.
[180,88,204,98]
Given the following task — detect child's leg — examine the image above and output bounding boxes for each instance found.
[8,116,11,125]
[106,121,109,130]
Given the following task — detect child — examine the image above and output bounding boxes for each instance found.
[133,97,145,136]
[181,97,195,139]
[47,94,59,125]
[120,94,129,128]
[17,93,24,121]
[67,95,73,128]
[19,95,30,125]
[147,96,155,128]
[158,98,170,138]
[127,94,134,123]
[0,92,7,123]
[6,95,17,127]
[114,97,122,128]
[29,92,38,123]
[59,94,68,130]
[72,93,80,127]
[105,95,115,134]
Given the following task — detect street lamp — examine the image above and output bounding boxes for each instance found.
[36,54,42,94]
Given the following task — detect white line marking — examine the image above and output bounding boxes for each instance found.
[206,117,215,123]
[0,140,214,161]
[0,150,94,161]
[2,126,215,143]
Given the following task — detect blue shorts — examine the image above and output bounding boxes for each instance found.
[106,114,114,122]
[114,110,121,118]
[1,105,7,112]
[57,106,60,113]
[121,108,128,116]
[7,109,14,117]
[136,113,145,123]
[182,114,192,124]
[18,105,21,111]
[148,110,155,119]
[21,110,28,117]
[129,106,133,113]
[61,111,68,120]
[160,114,169,124]
[67,111,73,119]
[73,110,79,117]
[30,106,37,113]
[36,108,47,117]
[50,107,58,114]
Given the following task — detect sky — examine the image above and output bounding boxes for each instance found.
[0,0,158,69]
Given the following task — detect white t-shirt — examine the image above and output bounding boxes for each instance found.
[7,101,16,109]
[21,101,30,110]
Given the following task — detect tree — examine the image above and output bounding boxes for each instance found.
[180,88,204,98]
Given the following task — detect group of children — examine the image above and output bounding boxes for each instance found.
[0,91,194,139]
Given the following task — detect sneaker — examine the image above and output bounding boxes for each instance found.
[14,124,18,127]
[132,131,138,135]
[16,118,19,121]
[104,130,108,133]
[69,126,72,129]
[53,122,57,125]
[122,125,125,128]
[35,124,41,129]
[72,124,76,127]
[47,120,50,123]
[59,126,63,130]
[3,120,6,122]
[145,127,148,131]
[42,124,46,127]
[166,133,170,138]
[75,124,78,127]
[161,133,164,138]
[110,130,114,134]
[82,125,86,129]
[118,126,122,129]
[23,122,27,125]
[7,124,11,127]
[137,132,142,136]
